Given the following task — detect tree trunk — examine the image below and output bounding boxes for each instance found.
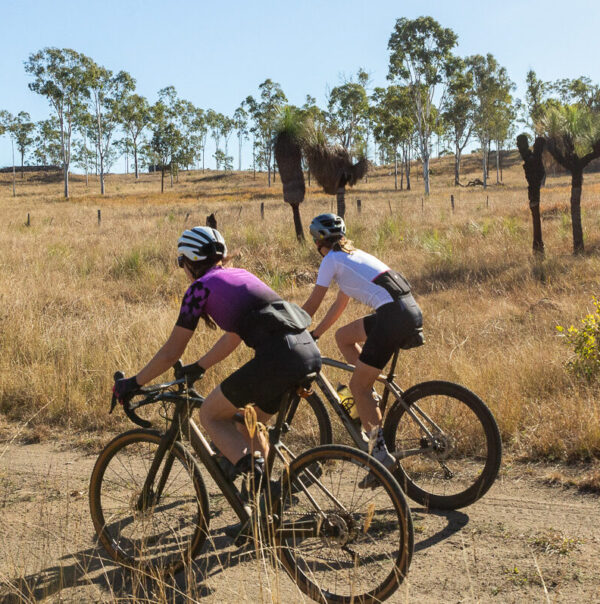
[308,169,311,187]
[454,145,461,186]
[482,141,488,189]
[170,163,174,187]
[161,166,165,193]
[406,151,411,191]
[11,139,16,197]
[570,168,584,254]
[496,141,500,184]
[64,164,69,198]
[422,150,430,195]
[394,151,398,190]
[100,154,105,195]
[21,150,25,179]
[134,146,139,179]
[291,203,305,242]
[336,187,346,219]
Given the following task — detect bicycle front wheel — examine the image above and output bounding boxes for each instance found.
[384,380,502,510]
[276,444,413,604]
[89,429,209,574]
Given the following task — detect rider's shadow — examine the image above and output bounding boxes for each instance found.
[411,507,470,553]
[0,530,255,604]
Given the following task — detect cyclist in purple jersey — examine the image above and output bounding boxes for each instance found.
[114,226,321,489]
[302,214,423,485]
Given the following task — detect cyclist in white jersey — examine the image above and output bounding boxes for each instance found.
[302,214,424,484]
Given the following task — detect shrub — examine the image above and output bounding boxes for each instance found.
[557,298,600,381]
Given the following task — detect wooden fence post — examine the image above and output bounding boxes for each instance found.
[388,200,393,215]
[451,195,454,212]
[26,213,30,227]
[421,197,424,213]
[486,195,489,209]
[260,202,264,219]
[97,209,101,225]
[357,199,361,213]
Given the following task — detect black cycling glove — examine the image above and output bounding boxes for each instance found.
[113,376,141,405]
[181,362,206,385]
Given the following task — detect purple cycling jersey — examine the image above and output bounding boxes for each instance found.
[175,266,280,333]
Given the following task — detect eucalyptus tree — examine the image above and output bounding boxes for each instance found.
[371,85,414,190]
[387,16,458,195]
[11,111,35,178]
[0,111,16,195]
[552,76,600,110]
[25,47,89,198]
[540,104,600,254]
[33,118,62,167]
[119,93,150,179]
[150,97,183,192]
[206,109,223,169]
[442,64,475,185]
[191,107,208,171]
[83,62,135,194]
[466,54,514,188]
[233,104,248,171]
[220,114,235,171]
[245,79,287,186]
[327,69,370,156]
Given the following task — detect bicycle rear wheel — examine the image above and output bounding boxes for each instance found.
[383,380,502,510]
[276,444,413,604]
[89,429,209,574]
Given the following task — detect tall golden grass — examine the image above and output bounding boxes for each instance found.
[1,155,599,461]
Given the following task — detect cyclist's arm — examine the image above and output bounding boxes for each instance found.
[196,331,242,370]
[136,326,194,385]
[302,284,328,317]
[311,290,350,338]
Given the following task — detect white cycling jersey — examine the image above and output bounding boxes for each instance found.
[316,249,394,309]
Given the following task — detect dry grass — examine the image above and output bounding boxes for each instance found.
[1,154,600,462]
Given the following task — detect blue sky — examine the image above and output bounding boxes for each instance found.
[1,0,599,170]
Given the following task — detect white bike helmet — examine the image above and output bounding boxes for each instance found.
[309,213,346,243]
[178,227,227,262]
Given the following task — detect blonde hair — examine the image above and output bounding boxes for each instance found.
[322,236,355,254]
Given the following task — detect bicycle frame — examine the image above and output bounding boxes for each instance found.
[316,349,442,459]
[134,380,353,538]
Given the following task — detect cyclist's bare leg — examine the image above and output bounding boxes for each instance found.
[199,385,271,465]
[350,360,383,432]
[335,318,367,364]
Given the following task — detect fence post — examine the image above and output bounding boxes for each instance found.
[388,200,393,215]
[421,197,424,213]
[486,195,489,209]
[97,209,101,225]
[238,206,243,217]
[26,213,30,227]
[451,195,454,212]
[260,202,264,219]
[356,199,361,213]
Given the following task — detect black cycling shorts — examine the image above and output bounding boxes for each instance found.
[220,330,322,414]
[359,297,424,370]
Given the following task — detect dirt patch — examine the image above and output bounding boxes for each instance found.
[1,439,599,603]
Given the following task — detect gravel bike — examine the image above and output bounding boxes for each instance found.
[89,362,414,603]
[279,347,502,510]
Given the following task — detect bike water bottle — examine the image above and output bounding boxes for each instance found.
[337,384,361,427]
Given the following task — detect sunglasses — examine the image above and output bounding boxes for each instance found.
[177,255,185,268]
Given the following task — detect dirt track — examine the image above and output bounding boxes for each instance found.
[1,438,599,603]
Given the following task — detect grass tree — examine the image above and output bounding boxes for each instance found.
[517,134,546,254]
[274,106,306,241]
[540,104,600,253]
[303,121,367,219]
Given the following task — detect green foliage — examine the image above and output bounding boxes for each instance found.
[557,298,600,381]
[540,104,600,158]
